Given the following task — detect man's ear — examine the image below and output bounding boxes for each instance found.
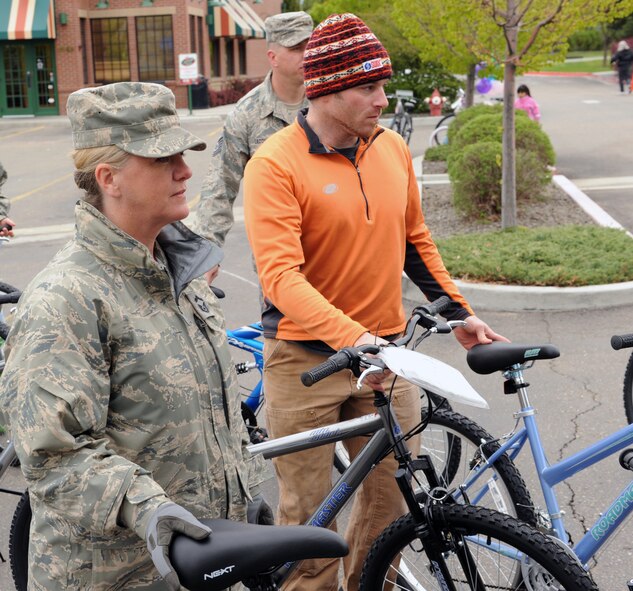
[95,163,120,198]
[267,47,277,68]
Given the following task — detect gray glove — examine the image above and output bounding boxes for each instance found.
[247,493,275,526]
[145,502,212,591]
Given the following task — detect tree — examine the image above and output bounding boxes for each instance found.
[394,0,633,228]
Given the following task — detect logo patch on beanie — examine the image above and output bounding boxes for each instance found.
[363,58,384,72]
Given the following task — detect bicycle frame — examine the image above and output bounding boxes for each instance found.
[457,362,633,567]
[247,398,421,586]
[0,439,21,496]
[226,323,264,416]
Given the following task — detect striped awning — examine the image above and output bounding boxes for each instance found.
[208,0,265,39]
[0,0,56,41]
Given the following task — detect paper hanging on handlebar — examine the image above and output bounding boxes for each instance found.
[378,348,488,409]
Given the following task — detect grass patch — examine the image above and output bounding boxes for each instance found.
[436,226,633,286]
[425,144,451,161]
[539,55,612,74]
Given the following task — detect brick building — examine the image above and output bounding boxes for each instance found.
[0,0,282,116]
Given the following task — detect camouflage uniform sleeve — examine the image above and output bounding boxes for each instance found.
[3,286,166,538]
[192,110,251,246]
[0,163,10,219]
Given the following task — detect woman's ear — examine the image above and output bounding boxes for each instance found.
[94,163,120,198]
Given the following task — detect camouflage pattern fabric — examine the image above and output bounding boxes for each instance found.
[0,162,9,219]
[265,11,313,47]
[191,72,308,245]
[67,82,206,157]
[0,201,262,590]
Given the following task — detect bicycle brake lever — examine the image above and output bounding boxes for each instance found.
[357,365,386,390]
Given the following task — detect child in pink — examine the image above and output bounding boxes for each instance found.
[514,84,541,122]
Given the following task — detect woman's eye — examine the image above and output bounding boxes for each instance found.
[155,156,170,164]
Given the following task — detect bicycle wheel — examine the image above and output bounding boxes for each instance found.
[9,490,30,591]
[332,390,453,475]
[401,116,413,144]
[418,407,536,526]
[623,350,633,423]
[433,113,455,145]
[359,504,597,591]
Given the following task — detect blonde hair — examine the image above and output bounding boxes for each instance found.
[72,145,130,209]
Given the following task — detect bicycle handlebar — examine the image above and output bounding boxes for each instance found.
[301,297,454,387]
[611,333,633,350]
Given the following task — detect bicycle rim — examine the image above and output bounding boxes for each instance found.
[416,408,536,525]
[360,504,597,591]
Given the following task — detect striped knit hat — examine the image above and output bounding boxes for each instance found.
[303,13,392,100]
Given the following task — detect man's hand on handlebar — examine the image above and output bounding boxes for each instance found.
[145,502,212,591]
[0,217,15,237]
[452,315,510,350]
[353,332,391,390]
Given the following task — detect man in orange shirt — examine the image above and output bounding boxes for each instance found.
[244,13,507,591]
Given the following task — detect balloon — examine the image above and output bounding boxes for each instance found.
[474,61,486,74]
[476,77,492,94]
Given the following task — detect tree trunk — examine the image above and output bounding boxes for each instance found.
[464,63,476,107]
[501,63,517,229]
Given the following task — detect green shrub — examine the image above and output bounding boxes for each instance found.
[424,144,451,161]
[451,113,555,167]
[447,103,504,144]
[568,27,603,52]
[449,141,551,219]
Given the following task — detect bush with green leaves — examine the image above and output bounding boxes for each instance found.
[568,27,603,51]
[424,144,451,162]
[385,61,461,114]
[449,141,551,218]
[446,103,504,144]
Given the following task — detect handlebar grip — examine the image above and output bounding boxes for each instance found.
[0,223,13,232]
[619,449,633,471]
[425,296,452,316]
[0,291,21,305]
[611,333,633,350]
[301,350,352,387]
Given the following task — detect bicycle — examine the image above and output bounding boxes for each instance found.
[6,299,596,590]
[386,91,418,144]
[170,297,595,590]
[429,88,465,146]
[419,337,633,587]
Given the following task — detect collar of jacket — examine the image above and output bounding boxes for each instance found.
[297,108,384,155]
[74,201,222,301]
[258,71,309,123]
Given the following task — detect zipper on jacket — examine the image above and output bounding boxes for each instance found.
[355,165,370,220]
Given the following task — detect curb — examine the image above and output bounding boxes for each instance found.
[404,156,633,311]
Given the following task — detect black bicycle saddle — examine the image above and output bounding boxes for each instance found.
[170,518,348,591]
[467,342,560,375]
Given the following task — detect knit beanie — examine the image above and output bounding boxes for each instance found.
[303,13,392,100]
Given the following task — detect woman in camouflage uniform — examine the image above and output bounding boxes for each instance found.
[0,83,263,591]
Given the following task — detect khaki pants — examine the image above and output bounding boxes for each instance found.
[263,339,421,591]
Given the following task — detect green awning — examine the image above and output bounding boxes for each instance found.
[0,0,56,41]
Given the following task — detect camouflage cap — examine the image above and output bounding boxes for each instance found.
[67,82,206,157]
[265,11,313,48]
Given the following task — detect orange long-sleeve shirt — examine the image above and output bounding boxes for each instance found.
[244,111,473,351]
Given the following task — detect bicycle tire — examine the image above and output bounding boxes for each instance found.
[623,350,633,423]
[419,407,536,526]
[9,490,30,591]
[401,116,413,145]
[359,504,597,591]
[433,113,455,146]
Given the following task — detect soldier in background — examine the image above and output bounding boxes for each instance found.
[191,11,313,280]
[0,82,267,591]
[0,162,15,237]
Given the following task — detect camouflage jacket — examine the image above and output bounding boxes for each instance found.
[191,71,308,245]
[0,162,9,219]
[0,202,257,590]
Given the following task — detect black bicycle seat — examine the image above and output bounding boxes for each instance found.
[467,342,560,375]
[170,518,348,591]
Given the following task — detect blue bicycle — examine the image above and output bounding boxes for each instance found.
[426,339,633,587]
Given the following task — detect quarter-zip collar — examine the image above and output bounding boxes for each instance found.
[297,108,384,158]
[74,201,222,301]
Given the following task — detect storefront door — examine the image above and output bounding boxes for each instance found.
[0,41,58,116]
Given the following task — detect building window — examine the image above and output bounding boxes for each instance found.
[197,16,204,60]
[189,15,196,52]
[80,18,89,84]
[238,40,246,75]
[211,39,221,77]
[136,15,175,81]
[225,38,234,76]
[91,18,130,83]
